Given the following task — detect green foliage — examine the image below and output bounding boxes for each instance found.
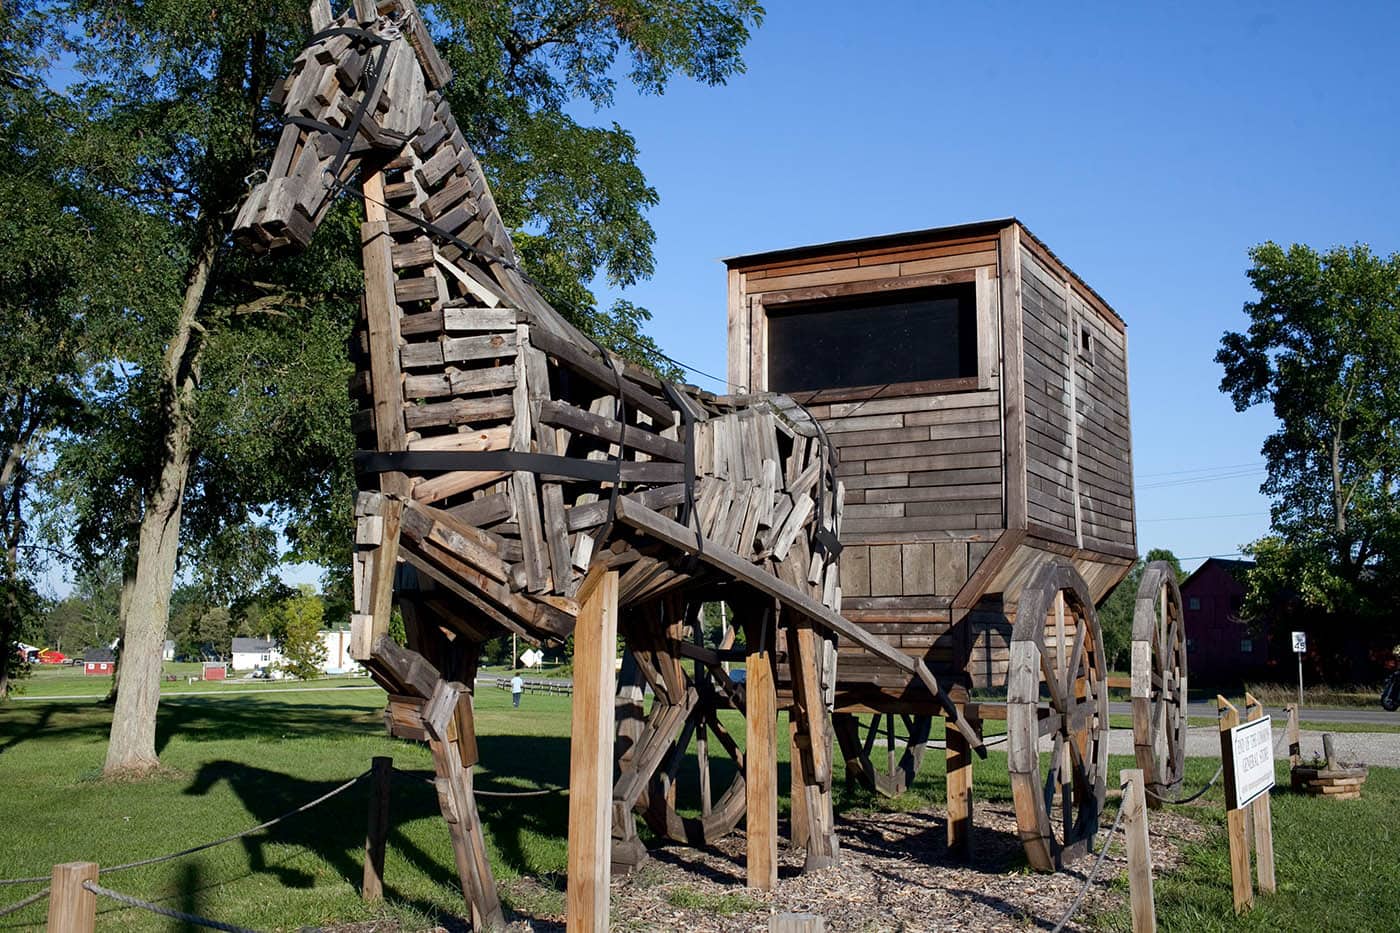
[262,588,326,680]
[1216,241,1400,677]
[1095,548,1184,671]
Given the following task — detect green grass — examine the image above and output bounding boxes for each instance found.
[12,663,373,699]
[2,687,1397,931]
[1091,763,1400,932]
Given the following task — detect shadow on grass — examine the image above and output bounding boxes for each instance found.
[183,758,470,924]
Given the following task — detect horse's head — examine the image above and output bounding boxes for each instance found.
[233,0,451,254]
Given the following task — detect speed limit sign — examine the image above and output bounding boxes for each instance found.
[1292,631,1307,654]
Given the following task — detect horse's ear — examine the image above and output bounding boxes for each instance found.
[309,0,332,31]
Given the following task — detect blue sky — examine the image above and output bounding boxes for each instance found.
[569,0,1400,572]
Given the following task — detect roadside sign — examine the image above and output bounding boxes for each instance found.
[1224,715,1275,809]
[520,648,544,668]
[1291,631,1306,654]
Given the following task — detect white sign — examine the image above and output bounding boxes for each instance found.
[1292,631,1307,654]
[520,648,544,668]
[1226,715,1275,809]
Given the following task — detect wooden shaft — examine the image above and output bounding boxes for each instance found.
[363,755,392,902]
[566,569,618,931]
[1217,696,1253,914]
[745,606,779,891]
[1120,769,1156,933]
[1244,698,1276,895]
[47,862,97,933]
[945,714,974,857]
[788,717,810,850]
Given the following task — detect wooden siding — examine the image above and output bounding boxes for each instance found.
[1070,290,1135,551]
[1019,246,1076,536]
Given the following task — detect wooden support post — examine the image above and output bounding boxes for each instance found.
[770,914,826,933]
[363,755,392,902]
[946,709,974,857]
[566,569,619,932]
[1286,703,1301,768]
[1244,694,1276,895]
[429,716,504,930]
[47,862,97,933]
[1218,696,1252,914]
[1120,769,1156,933]
[746,604,779,891]
[789,717,810,850]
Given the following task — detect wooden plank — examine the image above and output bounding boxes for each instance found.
[530,326,675,428]
[946,717,973,856]
[1121,768,1156,933]
[611,498,984,751]
[539,399,685,462]
[756,266,979,307]
[869,544,902,597]
[746,607,779,890]
[1245,695,1276,895]
[999,224,1027,531]
[1218,696,1253,914]
[47,862,97,933]
[566,569,618,931]
[363,755,392,902]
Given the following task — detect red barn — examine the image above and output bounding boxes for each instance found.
[83,647,116,676]
[1181,558,1267,683]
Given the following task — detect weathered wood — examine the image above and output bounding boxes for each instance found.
[1244,694,1276,895]
[1120,768,1156,933]
[566,569,618,932]
[946,714,973,856]
[746,606,779,891]
[363,755,393,902]
[1218,695,1253,914]
[47,862,97,933]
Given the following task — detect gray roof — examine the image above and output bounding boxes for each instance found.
[84,648,116,662]
[231,637,276,653]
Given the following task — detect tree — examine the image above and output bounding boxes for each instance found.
[1096,548,1184,672]
[44,0,762,774]
[1216,242,1400,678]
[263,589,325,680]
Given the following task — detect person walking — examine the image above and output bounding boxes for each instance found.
[511,673,524,709]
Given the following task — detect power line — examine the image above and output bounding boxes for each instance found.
[1138,468,1266,490]
[1136,460,1264,479]
[1138,511,1269,523]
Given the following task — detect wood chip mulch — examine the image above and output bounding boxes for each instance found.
[326,801,1208,932]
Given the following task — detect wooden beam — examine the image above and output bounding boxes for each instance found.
[946,712,974,856]
[529,327,676,428]
[1244,694,1276,895]
[566,569,618,932]
[1218,696,1253,914]
[1120,768,1156,933]
[998,223,1027,531]
[363,755,392,902]
[611,497,985,752]
[47,862,97,933]
[745,606,779,891]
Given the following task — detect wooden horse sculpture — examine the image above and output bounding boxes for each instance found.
[235,1,983,924]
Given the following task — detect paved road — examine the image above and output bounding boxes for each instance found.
[1107,700,1398,726]
[1093,722,1400,768]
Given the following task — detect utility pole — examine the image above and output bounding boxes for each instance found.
[512,632,517,671]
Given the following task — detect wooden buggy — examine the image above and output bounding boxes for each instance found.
[611,219,1189,873]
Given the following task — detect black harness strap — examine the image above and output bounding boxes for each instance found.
[356,449,633,484]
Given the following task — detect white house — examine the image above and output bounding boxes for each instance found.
[231,637,282,671]
[319,629,361,675]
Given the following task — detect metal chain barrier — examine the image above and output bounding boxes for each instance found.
[83,881,261,933]
[1050,796,1129,933]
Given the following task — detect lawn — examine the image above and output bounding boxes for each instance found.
[1,686,1396,931]
[13,663,373,699]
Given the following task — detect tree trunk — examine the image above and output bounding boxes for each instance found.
[102,226,219,777]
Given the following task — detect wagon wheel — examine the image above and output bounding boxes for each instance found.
[614,616,748,849]
[1131,561,1188,802]
[832,712,934,797]
[1007,561,1109,871]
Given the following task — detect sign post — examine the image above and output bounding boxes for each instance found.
[1292,631,1306,712]
[1218,694,1277,913]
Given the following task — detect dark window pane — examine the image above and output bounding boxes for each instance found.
[766,284,977,393]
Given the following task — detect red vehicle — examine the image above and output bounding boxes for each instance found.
[36,649,67,665]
